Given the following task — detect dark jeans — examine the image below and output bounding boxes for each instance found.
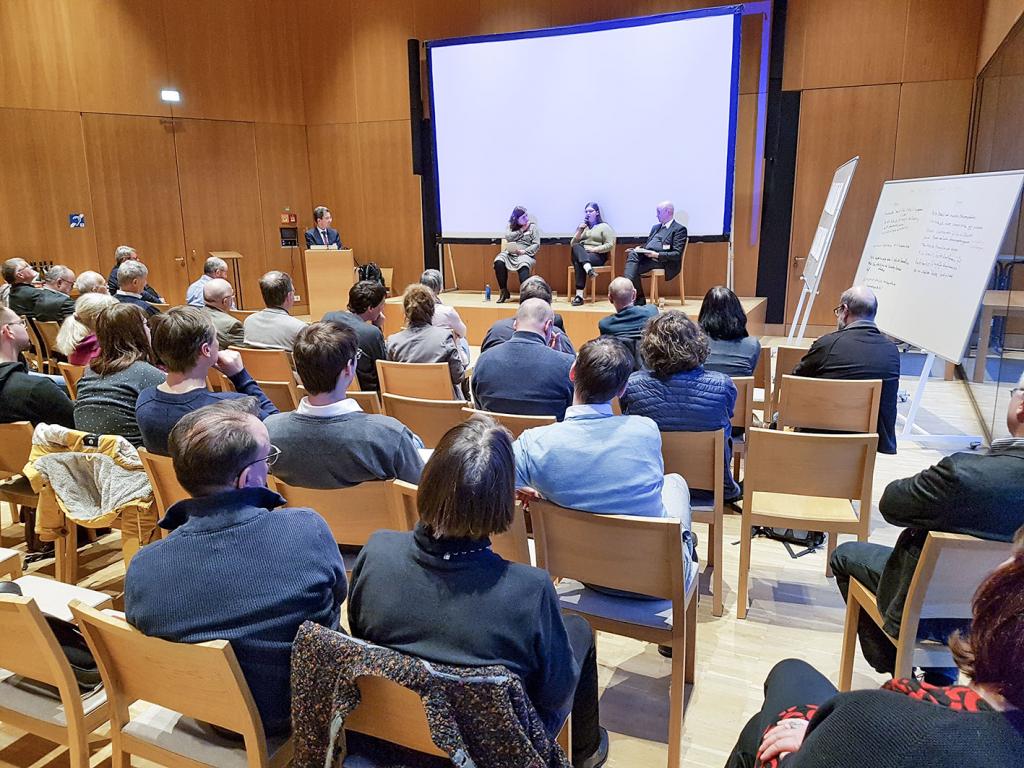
[570,243,607,290]
[830,541,960,682]
[494,261,530,292]
[623,251,662,304]
[726,659,837,768]
[564,614,602,765]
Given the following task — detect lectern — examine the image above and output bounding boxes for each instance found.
[303,248,355,320]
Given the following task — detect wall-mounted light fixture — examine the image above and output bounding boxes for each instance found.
[160,89,181,103]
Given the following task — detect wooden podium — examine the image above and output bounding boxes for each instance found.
[303,248,355,320]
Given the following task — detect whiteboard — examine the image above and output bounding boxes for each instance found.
[854,170,1024,364]
[803,157,858,291]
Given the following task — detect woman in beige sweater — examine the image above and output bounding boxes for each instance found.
[569,202,616,306]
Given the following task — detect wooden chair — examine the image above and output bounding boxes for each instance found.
[460,407,556,439]
[661,430,726,617]
[256,380,300,412]
[206,367,235,393]
[70,602,292,768]
[531,500,696,768]
[18,315,44,373]
[376,360,456,400]
[777,376,881,434]
[30,319,62,374]
[348,390,382,415]
[230,346,295,383]
[0,595,110,768]
[228,308,258,324]
[59,362,86,399]
[752,346,770,414]
[737,429,877,619]
[729,376,755,480]
[838,532,1012,690]
[381,394,469,448]
[388,479,532,565]
[565,246,617,304]
[150,302,170,312]
[0,547,22,579]
[640,238,688,305]
[770,345,807,416]
[138,449,188,530]
[0,421,41,551]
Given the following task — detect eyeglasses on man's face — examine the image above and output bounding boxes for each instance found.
[833,304,846,317]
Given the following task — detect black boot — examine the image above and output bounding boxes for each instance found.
[496,289,510,303]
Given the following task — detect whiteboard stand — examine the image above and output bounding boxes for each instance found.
[897,351,982,450]
[786,276,820,345]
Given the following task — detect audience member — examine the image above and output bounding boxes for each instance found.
[349,416,608,767]
[74,304,165,446]
[137,307,278,455]
[126,400,346,736]
[185,256,228,307]
[699,286,761,376]
[2,258,43,318]
[115,260,161,317]
[107,245,163,302]
[513,337,695,585]
[243,271,306,350]
[420,268,469,362]
[322,280,388,392]
[621,311,740,502]
[598,276,658,349]
[792,285,900,453]
[472,298,574,420]
[33,265,76,323]
[201,278,244,348]
[726,528,1024,768]
[55,293,118,365]
[74,270,109,296]
[266,322,423,488]
[830,376,1024,685]
[386,284,465,398]
[481,276,575,355]
[0,307,74,427]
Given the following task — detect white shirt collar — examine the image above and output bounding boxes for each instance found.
[296,397,362,417]
[116,290,143,299]
[564,403,614,419]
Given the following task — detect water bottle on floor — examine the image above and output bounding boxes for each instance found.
[484,284,491,302]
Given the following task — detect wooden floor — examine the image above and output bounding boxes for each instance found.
[0,339,987,768]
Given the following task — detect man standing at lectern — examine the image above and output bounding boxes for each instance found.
[305,206,343,249]
[623,201,687,306]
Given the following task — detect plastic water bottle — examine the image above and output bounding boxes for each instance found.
[484,284,492,302]
[658,297,666,310]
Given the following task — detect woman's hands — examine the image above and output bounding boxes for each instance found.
[757,718,809,764]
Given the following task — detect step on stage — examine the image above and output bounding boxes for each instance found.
[384,291,767,350]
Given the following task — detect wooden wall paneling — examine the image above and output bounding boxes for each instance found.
[307,123,368,263]
[477,0,551,34]
[548,0,640,27]
[782,0,808,91]
[0,0,78,111]
[739,10,768,96]
[787,85,901,327]
[352,0,416,122]
[255,123,314,311]
[299,0,358,125]
[0,108,96,273]
[82,113,188,301]
[978,0,1024,72]
[732,93,764,297]
[68,0,171,117]
[893,79,974,179]
[161,0,256,122]
[902,0,984,82]
[356,120,424,289]
[989,74,1024,169]
[251,0,307,125]
[414,0,482,41]
[173,119,266,309]
[970,75,1001,172]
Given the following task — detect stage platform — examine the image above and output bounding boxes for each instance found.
[384,291,767,350]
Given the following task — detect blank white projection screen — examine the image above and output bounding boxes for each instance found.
[428,11,740,239]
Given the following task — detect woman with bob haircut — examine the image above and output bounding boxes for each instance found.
[621,310,741,502]
[698,285,761,376]
[385,284,466,397]
[725,526,1024,768]
[493,205,541,303]
[55,292,119,365]
[348,416,608,768]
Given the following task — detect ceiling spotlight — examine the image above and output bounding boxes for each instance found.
[160,89,181,103]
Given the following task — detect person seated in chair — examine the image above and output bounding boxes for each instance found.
[386,284,465,399]
[322,280,388,392]
[107,246,163,303]
[699,285,761,377]
[569,202,615,306]
[114,260,161,317]
[623,201,687,306]
[493,205,540,303]
[481,276,575,355]
[0,307,74,427]
[201,278,244,349]
[2,258,43,318]
[598,277,658,363]
[242,271,307,351]
[33,265,77,323]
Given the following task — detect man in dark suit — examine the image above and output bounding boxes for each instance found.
[2,258,43,318]
[108,245,163,303]
[480,276,575,355]
[114,260,161,317]
[830,379,1024,683]
[33,265,77,322]
[304,205,343,249]
[322,280,387,392]
[472,298,574,420]
[623,201,688,306]
[792,286,900,454]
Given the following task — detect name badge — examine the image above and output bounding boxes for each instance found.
[663,244,671,250]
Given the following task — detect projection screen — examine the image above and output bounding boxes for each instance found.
[426,6,742,240]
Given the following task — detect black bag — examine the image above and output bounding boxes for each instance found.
[758,527,826,549]
[357,261,385,289]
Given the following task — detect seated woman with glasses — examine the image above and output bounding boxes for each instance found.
[348,416,609,768]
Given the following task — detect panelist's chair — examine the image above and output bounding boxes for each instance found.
[565,246,617,304]
[376,360,456,400]
[382,394,470,448]
[640,237,688,305]
[460,407,556,439]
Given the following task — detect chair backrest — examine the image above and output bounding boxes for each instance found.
[275,480,400,546]
[348,390,382,415]
[228,309,258,324]
[743,428,877,505]
[345,675,445,756]
[777,375,881,434]
[19,315,42,372]
[256,380,300,412]
[230,346,294,382]
[730,376,754,432]
[771,345,807,414]
[660,430,724,500]
[207,367,235,392]
[381,394,469,448]
[376,360,455,400]
[0,421,33,477]
[530,500,684,601]
[460,407,555,439]
[138,448,189,521]
[753,346,770,403]
[31,319,61,371]
[58,362,86,399]
[70,602,272,760]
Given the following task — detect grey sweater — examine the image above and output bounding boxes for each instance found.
[265,411,424,489]
[74,361,166,446]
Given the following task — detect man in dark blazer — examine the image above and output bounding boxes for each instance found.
[623,200,688,306]
[322,280,388,392]
[304,205,343,249]
[480,276,575,355]
[33,265,77,322]
[2,258,43,318]
[830,379,1024,683]
[108,245,163,303]
[791,286,900,453]
[114,260,161,317]
[472,298,574,420]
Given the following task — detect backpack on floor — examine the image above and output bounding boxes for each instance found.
[758,527,826,549]
[357,261,385,289]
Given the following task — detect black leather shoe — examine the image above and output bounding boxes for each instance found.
[658,644,673,658]
[496,290,510,303]
[571,295,585,306]
[574,726,609,768]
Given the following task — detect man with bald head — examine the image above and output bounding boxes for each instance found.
[74,271,109,296]
[471,297,575,420]
[201,278,244,348]
[623,200,688,306]
[792,285,901,453]
[186,256,229,307]
[599,277,659,341]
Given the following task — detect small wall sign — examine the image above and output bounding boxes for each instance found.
[69,213,86,228]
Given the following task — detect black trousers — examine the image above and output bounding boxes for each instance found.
[622,251,662,304]
[493,261,531,292]
[726,659,837,768]
[570,243,607,290]
[563,614,601,765]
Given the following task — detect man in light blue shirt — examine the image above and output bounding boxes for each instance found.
[185,256,229,307]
